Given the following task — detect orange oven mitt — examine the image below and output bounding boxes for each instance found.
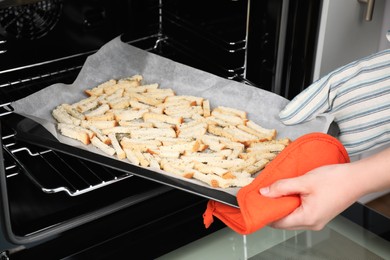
[203,132,350,235]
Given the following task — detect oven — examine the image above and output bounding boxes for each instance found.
[0,0,321,258]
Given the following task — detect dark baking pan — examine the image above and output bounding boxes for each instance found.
[2,112,239,207]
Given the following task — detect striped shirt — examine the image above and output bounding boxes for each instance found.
[279,49,390,156]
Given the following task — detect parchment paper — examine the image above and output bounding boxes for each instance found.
[11,36,333,196]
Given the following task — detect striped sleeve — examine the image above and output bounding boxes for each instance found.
[279,49,390,156]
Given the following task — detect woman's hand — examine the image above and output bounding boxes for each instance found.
[259,164,362,230]
[260,147,390,230]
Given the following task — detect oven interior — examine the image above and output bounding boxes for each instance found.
[0,0,321,257]
[0,0,250,255]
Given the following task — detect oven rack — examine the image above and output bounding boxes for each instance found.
[162,7,246,53]
[160,7,247,78]
[0,33,246,106]
[0,0,248,102]
[152,36,245,80]
[1,114,133,196]
[128,36,246,82]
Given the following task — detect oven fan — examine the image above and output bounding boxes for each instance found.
[0,0,63,40]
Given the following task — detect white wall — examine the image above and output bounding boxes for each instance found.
[378,0,390,51]
[313,0,387,81]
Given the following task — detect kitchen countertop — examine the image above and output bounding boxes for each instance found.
[158,203,390,260]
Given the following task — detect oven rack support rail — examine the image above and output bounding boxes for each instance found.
[1,106,134,197]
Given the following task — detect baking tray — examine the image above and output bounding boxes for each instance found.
[9,37,333,208]
[4,112,240,207]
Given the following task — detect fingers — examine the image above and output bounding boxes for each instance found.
[258,176,327,230]
[269,207,327,231]
[259,177,309,198]
[268,207,307,230]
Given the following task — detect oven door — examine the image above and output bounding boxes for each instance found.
[2,178,224,259]
[0,123,225,258]
[0,61,225,258]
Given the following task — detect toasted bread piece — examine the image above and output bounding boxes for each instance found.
[206,158,245,169]
[193,162,231,178]
[104,88,124,102]
[148,148,181,159]
[164,106,203,119]
[160,158,194,169]
[118,80,142,91]
[221,139,245,151]
[88,125,111,144]
[236,124,273,141]
[132,149,150,167]
[165,95,204,106]
[57,123,91,145]
[84,103,111,117]
[231,176,255,187]
[130,128,177,139]
[129,100,151,109]
[213,106,247,119]
[91,136,115,156]
[157,140,200,154]
[176,122,207,139]
[108,133,126,159]
[85,113,115,122]
[85,79,116,96]
[124,148,140,165]
[61,104,85,120]
[108,97,130,109]
[207,124,232,139]
[81,120,117,129]
[144,88,175,100]
[239,151,276,161]
[229,157,257,172]
[206,116,233,127]
[192,171,232,188]
[222,125,259,145]
[202,100,211,117]
[120,137,161,151]
[143,153,161,169]
[155,137,194,146]
[114,108,148,121]
[246,120,277,140]
[126,92,163,106]
[76,98,99,113]
[143,112,183,125]
[161,163,194,179]
[158,99,195,109]
[243,158,269,174]
[247,141,287,153]
[147,120,175,129]
[52,106,81,126]
[102,126,139,135]
[211,110,247,126]
[119,74,143,83]
[117,121,153,127]
[180,153,225,163]
[103,82,127,96]
[200,134,226,151]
